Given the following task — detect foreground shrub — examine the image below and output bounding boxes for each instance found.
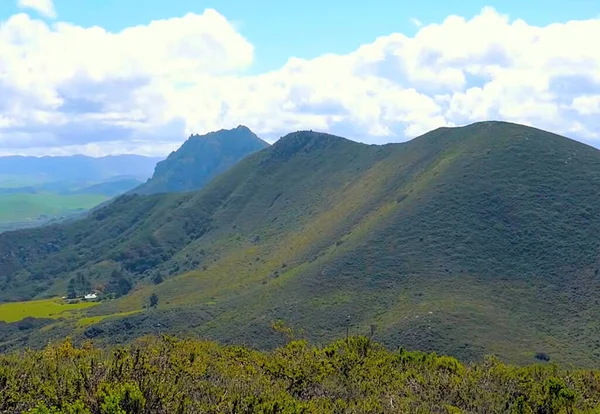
[1,336,600,413]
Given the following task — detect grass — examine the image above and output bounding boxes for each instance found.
[0,298,99,323]
[77,310,141,327]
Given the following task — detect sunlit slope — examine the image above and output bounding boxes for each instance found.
[87,121,600,365]
[3,121,600,365]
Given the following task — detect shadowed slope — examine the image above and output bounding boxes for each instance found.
[2,121,600,366]
[133,125,269,195]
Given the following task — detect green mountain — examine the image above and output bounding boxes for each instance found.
[132,125,269,194]
[2,121,600,367]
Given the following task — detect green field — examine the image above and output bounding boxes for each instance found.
[0,193,108,223]
[0,298,99,323]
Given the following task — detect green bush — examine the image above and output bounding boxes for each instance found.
[2,335,600,413]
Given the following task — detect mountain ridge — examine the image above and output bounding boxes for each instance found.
[1,121,600,366]
[132,125,269,195]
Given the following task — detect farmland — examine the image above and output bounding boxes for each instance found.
[0,298,99,323]
[0,193,108,223]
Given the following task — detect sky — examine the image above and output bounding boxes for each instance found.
[0,0,599,156]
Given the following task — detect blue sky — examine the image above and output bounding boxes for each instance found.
[0,0,599,155]
[2,0,598,73]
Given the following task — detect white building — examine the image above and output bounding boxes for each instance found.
[83,293,97,300]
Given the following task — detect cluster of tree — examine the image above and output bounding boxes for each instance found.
[1,334,599,413]
[67,272,92,299]
[100,270,132,299]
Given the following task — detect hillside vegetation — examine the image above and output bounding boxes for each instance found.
[2,334,600,413]
[133,125,269,195]
[2,121,600,366]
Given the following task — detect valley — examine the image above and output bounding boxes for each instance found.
[0,155,161,232]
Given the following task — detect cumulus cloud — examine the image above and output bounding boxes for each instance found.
[17,0,56,18]
[0,9,253,155]
[0,6,600,155]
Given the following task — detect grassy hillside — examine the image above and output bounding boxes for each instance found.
[133,125,269,195]
[2,121,600,367]
[2,334,598,413]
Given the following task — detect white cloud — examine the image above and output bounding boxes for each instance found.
[571,95,600,115]
[410,18,423,28]
[1,6,600,155]
[17,0,56,18]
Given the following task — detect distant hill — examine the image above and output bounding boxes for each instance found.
[132,125,269,194]
[2,121,600,366]
[66,178,143,197]
[0,154,162,184]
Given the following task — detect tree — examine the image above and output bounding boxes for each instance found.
[67,278,77,299]
[149,293,159,308]
[117,277,133,296]
[106,269,133,297]
[76,272,91,292]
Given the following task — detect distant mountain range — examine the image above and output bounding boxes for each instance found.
[2,121,600,367]
[0,154,162,183]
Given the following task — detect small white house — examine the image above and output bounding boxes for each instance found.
[83,293,97,300]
